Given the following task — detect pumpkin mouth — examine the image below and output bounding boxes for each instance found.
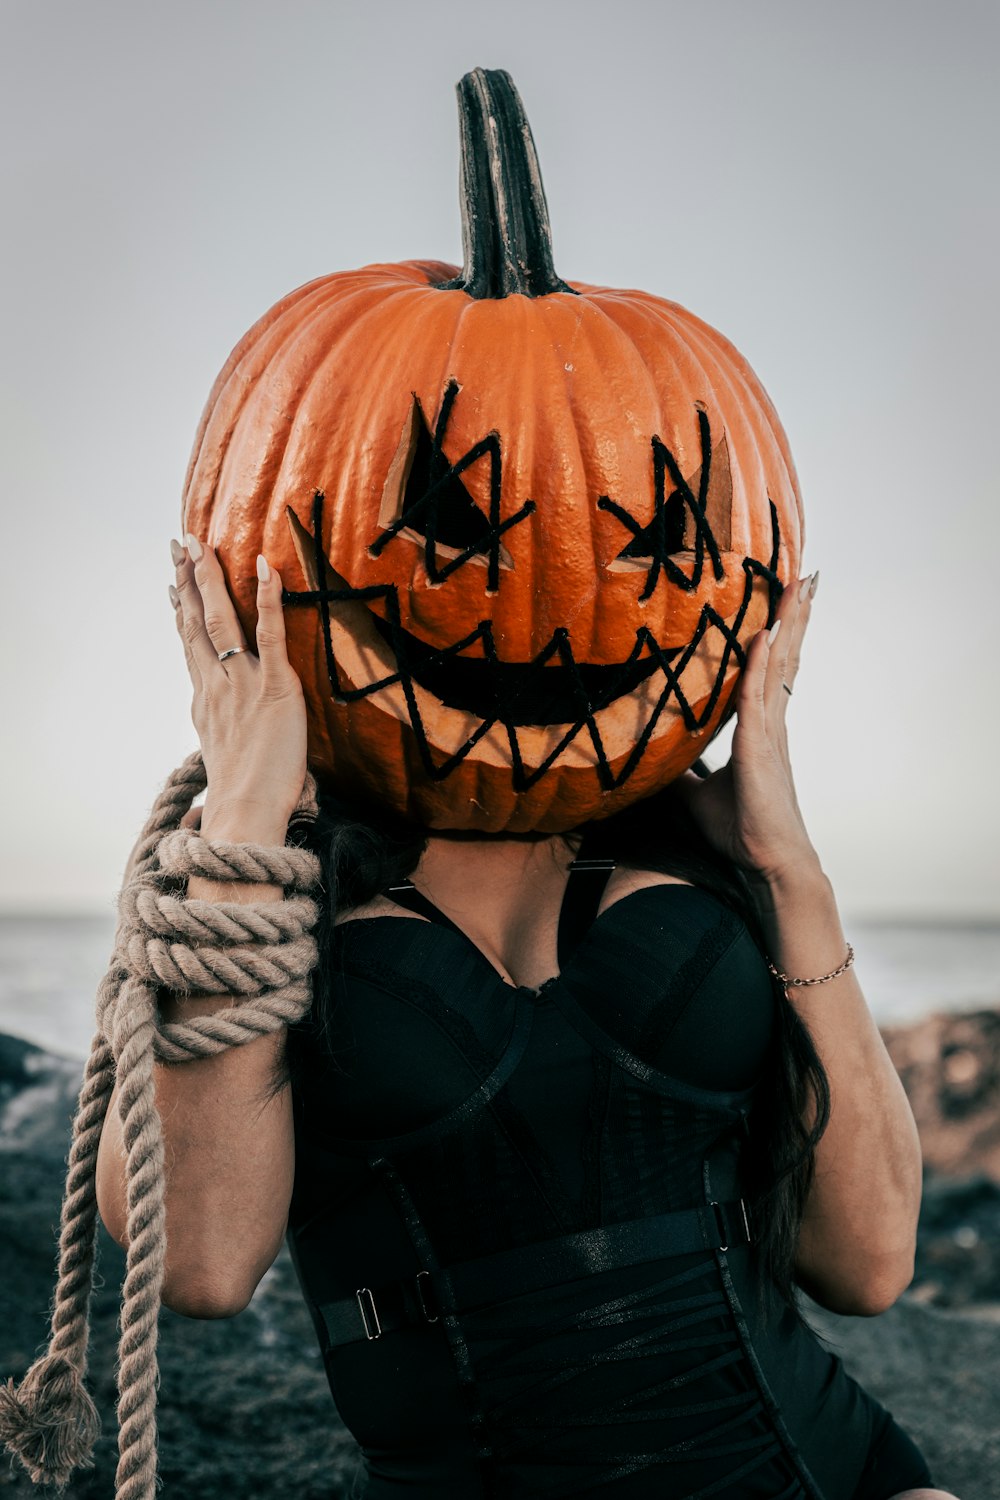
[366,611,671,725]
[282,498,772,784]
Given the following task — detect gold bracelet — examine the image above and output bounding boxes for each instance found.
[766,943,855,988]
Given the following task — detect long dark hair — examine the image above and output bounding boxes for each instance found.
[282,762,831,1329]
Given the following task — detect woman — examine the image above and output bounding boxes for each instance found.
[96,535,957,1500]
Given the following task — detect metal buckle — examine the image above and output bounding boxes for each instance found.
[415,1270,439,1323]
[709,1201,729,1253]
[355,1286,382,1340]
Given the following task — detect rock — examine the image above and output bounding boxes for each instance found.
[0,1032,82,1162]
[911,1172,1000,1311]
[878,1006,1000,1313]
[881,1008,1000,1179]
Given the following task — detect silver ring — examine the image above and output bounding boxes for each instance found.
[218,645,249,663]
[782,682,793,696]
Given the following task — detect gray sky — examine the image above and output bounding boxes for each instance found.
[2,0,997,918]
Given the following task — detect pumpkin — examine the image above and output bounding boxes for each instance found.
[182,68,801,833]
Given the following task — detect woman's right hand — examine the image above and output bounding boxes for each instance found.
[169,534,308,830]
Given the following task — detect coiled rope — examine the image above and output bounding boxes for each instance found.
[0,749,323,1497]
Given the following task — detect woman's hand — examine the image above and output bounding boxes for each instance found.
[672,571,820,886]
[169,534,308,829]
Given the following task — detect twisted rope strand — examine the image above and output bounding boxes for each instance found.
[152,994,314,1064]
[126,922,318,994]
[131,887,319,944]
[113,979,165,1500]
[48,1038,117,1367]
[0,750,323,1499]
[157,827,321,893]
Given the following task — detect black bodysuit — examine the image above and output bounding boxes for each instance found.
[285,863,935,1498]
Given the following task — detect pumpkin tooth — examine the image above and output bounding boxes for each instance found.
[285,503,323,591]
[378,395,424,531]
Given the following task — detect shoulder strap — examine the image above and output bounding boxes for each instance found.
[557,837,616,970]
[384,880,470,941]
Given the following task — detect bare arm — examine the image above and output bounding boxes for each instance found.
[96,800,297,1319]
[97,531,311,1319]
[748,862,922,1316]
[674,570,922,1318]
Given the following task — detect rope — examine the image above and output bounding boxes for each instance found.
[0,749,323,1497]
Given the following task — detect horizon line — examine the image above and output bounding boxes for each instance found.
[0,906,998,930]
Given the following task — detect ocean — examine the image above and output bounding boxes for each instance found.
[1,911,998,1062]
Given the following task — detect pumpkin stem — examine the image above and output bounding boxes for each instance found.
[437,68,575,299]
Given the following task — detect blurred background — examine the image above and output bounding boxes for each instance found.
[1,2,998,1495]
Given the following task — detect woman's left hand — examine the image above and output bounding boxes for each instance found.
[672,571,821,886]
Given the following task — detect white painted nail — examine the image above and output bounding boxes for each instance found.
[185,532,203,561]
[768,618,782,645]
[256,554,270,583]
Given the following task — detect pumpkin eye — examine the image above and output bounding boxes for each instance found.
[608,491,687,571]
[371,383,535,590]
[599,416,733,600]
[394,399,500,555]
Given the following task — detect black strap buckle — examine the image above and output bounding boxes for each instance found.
[415,1269,440,1323]
[709,1201,729,1252]
[709,1197,752,1253]
[355,1286,382,1340]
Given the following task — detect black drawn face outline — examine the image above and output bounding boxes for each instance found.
[280,383,784,791]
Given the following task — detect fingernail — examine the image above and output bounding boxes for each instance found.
[169,537,185,566]
[168,583,179,609]
[256,553,270,583]
[185,532,203,561]
[767,618,782,645]
[809,569,820,599]
[798,575,811,602]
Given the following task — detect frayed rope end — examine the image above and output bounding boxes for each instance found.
[0,1355,100,1489]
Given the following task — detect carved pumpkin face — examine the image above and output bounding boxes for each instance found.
[182,71,801,833]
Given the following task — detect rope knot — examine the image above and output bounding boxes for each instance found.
[0,1353,100,1489]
